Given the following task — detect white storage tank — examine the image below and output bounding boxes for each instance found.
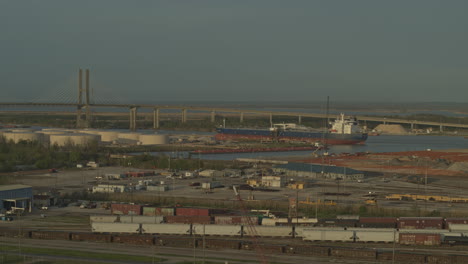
[139,134,169,145]
[50,133,101,146]
[3,132,44,143]
[10,128,37,133]
[97,131,119,142]
[118,132,141,141]
[39,130,72,135]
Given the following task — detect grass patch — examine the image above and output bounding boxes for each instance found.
[0,245,166,263]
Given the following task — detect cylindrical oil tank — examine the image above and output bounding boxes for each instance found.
[49,133,101,146]
[39,130,72,135]
[38,130,72,143]
[118,132,140,141]
[97,131,119,142]
[3,132,44,143]
[139,134,169,145]
[10,128,37,133]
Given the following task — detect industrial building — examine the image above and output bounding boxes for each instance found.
[0,184,33,213]
[273,163,364,180]
[261,176,285,188]
[92,184,127,193]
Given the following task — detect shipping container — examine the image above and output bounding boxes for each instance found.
[90,215,119,223]
[112,234,154,245]
[244,226,292,237]
[159,208,175,216]
[316,218,358,228]
[337,215,360,220]
[214,216,259,225]
[142,224,192,235]
[31,231,71,240]
[445,218,468,229]
[91,222,141,233]
[192,224,242,236]
[176,208,210,216]
[358,217,397,229]
[165,216,211,224]
[71,232,112,242]
[399,233,441,246]
[448,223,468,231]
[355,230,396,243]
[302,230,354,242]
[143,207,157,216]
[397,217,444,229]
[111,204,142,215]
[261,217,317,226]
[119,215,164,224]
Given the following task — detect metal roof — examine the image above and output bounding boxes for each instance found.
[0,184,32,192]
[274,163,363,175]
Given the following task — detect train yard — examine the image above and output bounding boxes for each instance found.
[3,148,468,263]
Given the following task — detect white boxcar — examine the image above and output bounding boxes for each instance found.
[90,215,118,223]
[142,224,191,235]
[91,222,140,233]
[192,224,242,236]
[355,230,396,243]
[119,215,164,224]
[302,230,354,242]
[448,224,468,232]
[244,226,292,237]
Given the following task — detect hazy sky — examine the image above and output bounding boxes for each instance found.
[1,1,467,103]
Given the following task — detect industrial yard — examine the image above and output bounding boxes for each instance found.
[1,122,468,263]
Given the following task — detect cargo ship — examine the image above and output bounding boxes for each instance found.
[190,145,324,155]
[215,113,368,145]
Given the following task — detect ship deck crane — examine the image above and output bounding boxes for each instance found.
[233,186,268,264]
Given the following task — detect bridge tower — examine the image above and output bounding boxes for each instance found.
[76,69,92,128]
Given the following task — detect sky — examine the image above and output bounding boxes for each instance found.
[1,1,468,103]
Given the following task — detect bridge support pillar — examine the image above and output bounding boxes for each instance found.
[411,123,414,131]
[240,112,244,123]
[298,115,302,124]
[211,110,215,123]
[182,109,187,123]
[153,108,160,129]
[76,106,86,128]
[440,125,443,132]
[129,107,138,131]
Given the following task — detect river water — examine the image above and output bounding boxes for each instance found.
[156,135,468,161]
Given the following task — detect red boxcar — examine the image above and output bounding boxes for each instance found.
[397,217,443,229]
[176,208,210,216]
[111,204,142,215]
[399,233,441,246]
[358,217,397,228]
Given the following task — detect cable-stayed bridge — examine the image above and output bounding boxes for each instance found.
[1,70,467,131]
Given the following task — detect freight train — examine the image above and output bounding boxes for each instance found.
[1,228,468,264]
[108,204,468,230]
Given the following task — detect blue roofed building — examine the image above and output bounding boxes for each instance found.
[0,184,33,213]
[273,163,364,180]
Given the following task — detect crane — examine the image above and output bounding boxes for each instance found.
[233,186,269,264]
